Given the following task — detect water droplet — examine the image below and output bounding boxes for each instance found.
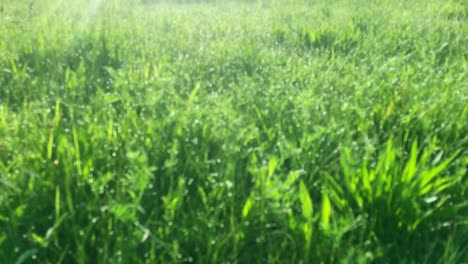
[225,180,233,188]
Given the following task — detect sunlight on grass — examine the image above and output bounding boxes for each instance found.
[0,0,467,263]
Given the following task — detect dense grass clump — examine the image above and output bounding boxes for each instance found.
[0,0,467,263]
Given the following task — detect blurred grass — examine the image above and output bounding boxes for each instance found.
[0,0,467,263]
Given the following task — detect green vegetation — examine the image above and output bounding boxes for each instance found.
[0,0,467,262]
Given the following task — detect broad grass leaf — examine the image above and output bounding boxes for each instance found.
[299,180,313,220]
[420,150,461,191]
[402,141,418,183]
[268,156,278,178]
[321,189,332,231]
[242,195,254,219]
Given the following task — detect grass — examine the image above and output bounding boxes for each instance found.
[0,0,467,263]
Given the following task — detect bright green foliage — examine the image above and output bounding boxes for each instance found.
[299,181,313,220]
[0,0,467,263]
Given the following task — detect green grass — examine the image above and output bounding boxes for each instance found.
[0,0,467,263]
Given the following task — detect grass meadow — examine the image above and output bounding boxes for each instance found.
[0,0,467,263]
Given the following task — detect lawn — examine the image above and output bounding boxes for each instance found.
[0,0,467,263]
